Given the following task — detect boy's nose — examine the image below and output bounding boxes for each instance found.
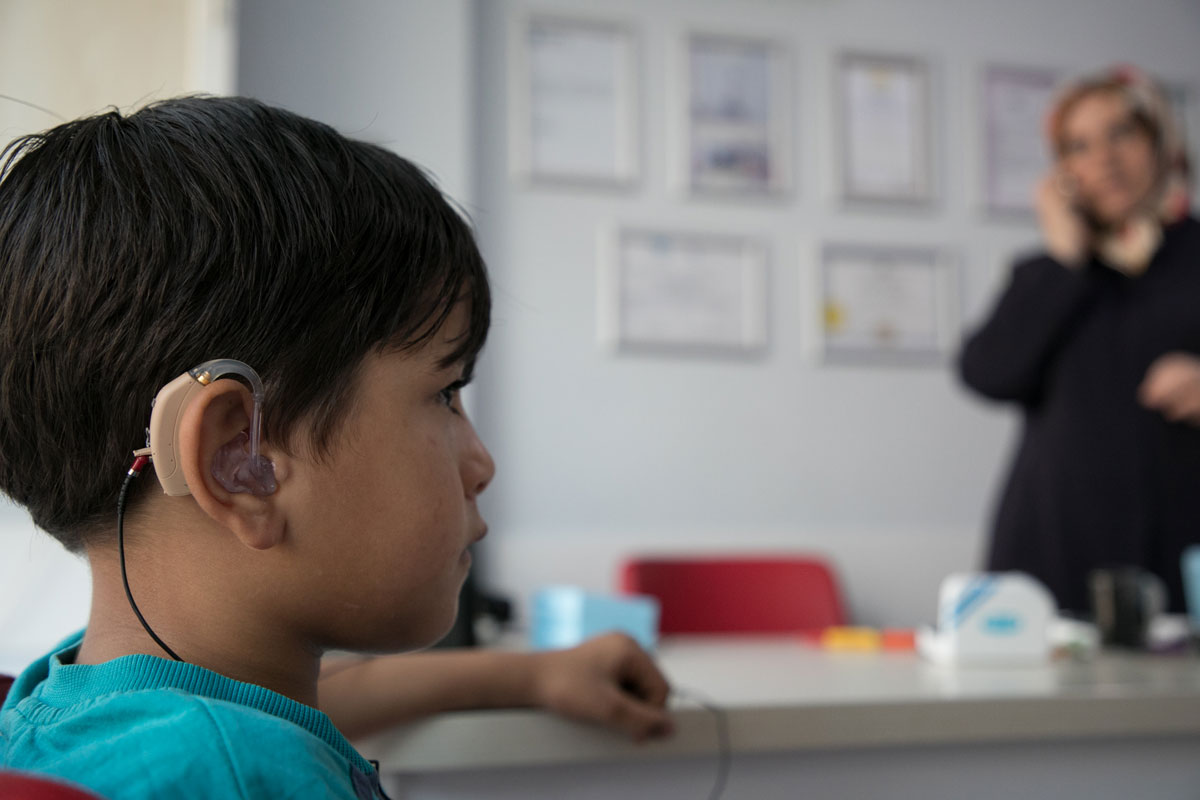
[464,433,495,500]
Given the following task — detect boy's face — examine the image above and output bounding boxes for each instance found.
[281,303,494,651]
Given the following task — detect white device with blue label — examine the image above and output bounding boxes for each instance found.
[917,572,1056,665]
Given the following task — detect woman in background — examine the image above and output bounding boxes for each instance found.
[960,65,1200,614]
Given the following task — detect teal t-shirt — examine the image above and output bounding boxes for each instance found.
[0,631,386,799]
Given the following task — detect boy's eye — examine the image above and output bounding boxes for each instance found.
[438,379,467,412]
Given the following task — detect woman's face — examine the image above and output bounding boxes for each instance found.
[1059,90,1160,227]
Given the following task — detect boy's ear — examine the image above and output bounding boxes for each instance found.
[177,379,286,550]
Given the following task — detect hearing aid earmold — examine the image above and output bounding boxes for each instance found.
[145,359,276,496]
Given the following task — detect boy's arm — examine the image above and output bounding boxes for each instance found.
[318,632,673,743]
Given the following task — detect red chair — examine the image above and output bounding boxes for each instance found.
[619,555,847,635]
[0,772,105,799]
[0,678,107,799]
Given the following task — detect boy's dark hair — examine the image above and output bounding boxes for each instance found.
[0,96,490,551]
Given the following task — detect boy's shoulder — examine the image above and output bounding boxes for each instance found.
[1,635,377,799]
[5,690,353,798]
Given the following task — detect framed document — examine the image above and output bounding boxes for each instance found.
[599,228,768,354]
[509,14,639,186]
[675,32,791,196]
[817,244,957,365]
[837,52,932,205]
[983,65,1059,216]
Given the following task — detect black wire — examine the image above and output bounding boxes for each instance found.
[367,760,395,800]
[118,468,182,662]
[673,687,731,800]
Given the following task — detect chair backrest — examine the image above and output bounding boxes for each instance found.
[0,772,105,799]
[619,555,847,635]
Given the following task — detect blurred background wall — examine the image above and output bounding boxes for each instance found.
[240,0,1200,629]
[3,0,1200,669]
[0,0,234,139]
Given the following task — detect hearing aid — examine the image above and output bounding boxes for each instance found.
[142,359,277,496]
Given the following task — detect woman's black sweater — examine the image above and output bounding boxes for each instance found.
[960,217,1200,613]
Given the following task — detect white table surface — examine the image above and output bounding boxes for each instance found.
[355,636,1200,773]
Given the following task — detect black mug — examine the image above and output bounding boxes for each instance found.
[1088,567,1166,649]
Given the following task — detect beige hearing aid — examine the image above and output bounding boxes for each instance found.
[142,359,275,496]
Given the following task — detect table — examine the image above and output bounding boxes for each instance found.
[355,637,1200,799]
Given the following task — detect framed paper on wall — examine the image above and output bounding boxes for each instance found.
[817,244,957,365]
[509,14,639,187]
[982,65,1060,217]
[674,32,791,196]
[598,227,768,354]
[836,52,932,205]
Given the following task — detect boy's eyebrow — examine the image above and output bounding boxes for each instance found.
[428,350,474,377]
[433,329,476,371]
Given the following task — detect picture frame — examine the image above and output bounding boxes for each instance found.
[598,227,769,354]
[509,13,639,187]
[836,51,932,205]
[815,243,958,365]
[673,31,791,196]
[982,64,1060,217]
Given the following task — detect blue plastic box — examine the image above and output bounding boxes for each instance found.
[530,586,660,651]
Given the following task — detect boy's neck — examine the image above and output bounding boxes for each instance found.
[77,538,324,708]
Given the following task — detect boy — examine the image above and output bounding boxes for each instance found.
[0,96,671,798]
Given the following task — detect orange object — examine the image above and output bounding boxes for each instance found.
[881,628,917,651]
[618,555,846,635]
[820,626,882,651]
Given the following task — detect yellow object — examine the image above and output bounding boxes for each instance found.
[823,302,846,333]
[820,626,882,651]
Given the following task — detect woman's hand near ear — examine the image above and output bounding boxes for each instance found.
[1036,172,1090,269]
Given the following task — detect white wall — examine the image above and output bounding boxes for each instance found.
[236,0,476,206]
[467,0,1200,627]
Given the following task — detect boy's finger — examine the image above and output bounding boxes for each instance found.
[602,688,674,741]
[619,651,671,707]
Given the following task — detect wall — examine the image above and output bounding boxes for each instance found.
[468,0,1200,627]
[0,0,234,142]
[236,0,476,206]
[0,0,236,674]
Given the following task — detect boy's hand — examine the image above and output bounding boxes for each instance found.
[1139,352,1200,426]
[530,633,673,742]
